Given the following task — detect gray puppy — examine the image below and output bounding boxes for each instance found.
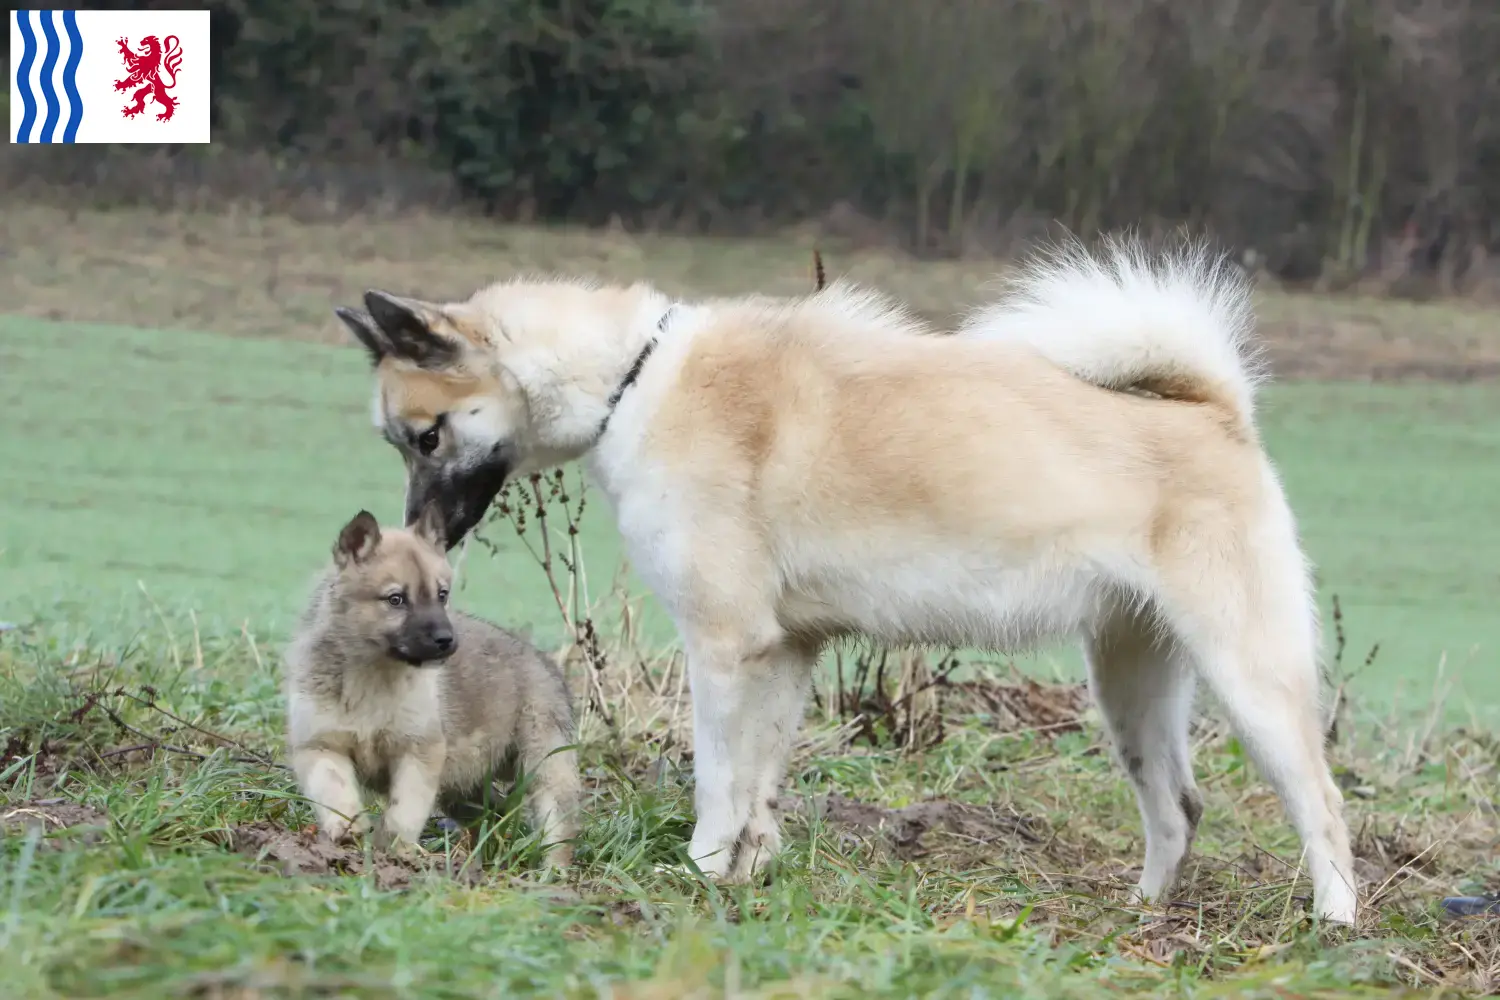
[283,507,582,868]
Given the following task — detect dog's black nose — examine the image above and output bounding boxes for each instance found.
[432,630,455,653]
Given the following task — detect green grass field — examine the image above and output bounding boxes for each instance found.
[0,315,642,649]
[4,211,1500,997]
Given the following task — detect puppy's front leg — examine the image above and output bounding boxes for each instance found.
[292,746,365,844]
[375,743,445,851]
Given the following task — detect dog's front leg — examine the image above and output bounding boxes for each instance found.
[684,632,759,879]
[292,746,365,844]
[375,743,445,851]
[683,628,813,882]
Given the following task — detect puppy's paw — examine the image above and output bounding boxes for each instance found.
[318,818,352,846]
[372,820,428,859]
[541,843,575,872]
[390,838,429,862]
[378,821,414,851]
[320,811,374,847]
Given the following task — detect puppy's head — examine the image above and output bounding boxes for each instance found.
[327,506,457,666]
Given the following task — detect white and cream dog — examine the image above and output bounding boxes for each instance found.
[332,238,1358,924]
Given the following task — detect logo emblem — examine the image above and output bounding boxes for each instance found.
[11,10,211,144]
[114,34,184,122]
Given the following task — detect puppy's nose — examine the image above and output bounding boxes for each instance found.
[432,630,455,653]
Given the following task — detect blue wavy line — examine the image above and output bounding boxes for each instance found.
[14,11,39,143]
[37,10,62,143]
[61,11,83,142]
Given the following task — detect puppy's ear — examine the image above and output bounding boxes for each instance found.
[334,510,382,567]
[335,307,388,367]
[409,501,447,552]
[363,290,464,369]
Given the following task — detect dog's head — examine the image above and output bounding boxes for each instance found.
[326,507,457,666]
[336,291,528,549]
[337,281,666,548]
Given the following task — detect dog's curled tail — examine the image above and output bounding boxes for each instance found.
[959,236,1266,435]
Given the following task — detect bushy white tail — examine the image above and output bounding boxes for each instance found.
[959,237,1266,433]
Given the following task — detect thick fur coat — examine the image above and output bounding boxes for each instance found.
[284,511,581,867]
[333,238,1358,923]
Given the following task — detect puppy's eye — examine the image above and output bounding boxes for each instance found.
[437,587,450,604]
[386,592,406,608]
[417,426,441,456]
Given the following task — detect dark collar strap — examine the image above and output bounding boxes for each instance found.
[598,306,675,438]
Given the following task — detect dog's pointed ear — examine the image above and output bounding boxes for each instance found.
[364,290,463,369]
[409,501,448,552]
[334,510,382,567]
[335,307,389,367]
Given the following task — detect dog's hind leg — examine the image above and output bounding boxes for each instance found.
[727,637,819,882]
[1160,535,1358,924]
[1085,608,1203,906]
[1192,635,1356,923]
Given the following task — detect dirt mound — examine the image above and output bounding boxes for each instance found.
[1,798,111,844]
[817,792,1043,860]
[219,822,486,890]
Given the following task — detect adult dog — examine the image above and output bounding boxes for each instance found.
[333,238,1358,924]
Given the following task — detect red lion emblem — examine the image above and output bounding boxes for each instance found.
[113,34,184,122]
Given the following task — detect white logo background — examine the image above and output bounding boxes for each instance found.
[11,9,211,144]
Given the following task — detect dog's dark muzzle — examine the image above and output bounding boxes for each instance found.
[405,452,513,550]
[392,615,458,666]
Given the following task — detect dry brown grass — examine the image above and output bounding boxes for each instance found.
[5,202,1500,382]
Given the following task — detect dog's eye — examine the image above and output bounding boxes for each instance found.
[417,426,441,456]
[386,592,406,608]
[437,587,449,604]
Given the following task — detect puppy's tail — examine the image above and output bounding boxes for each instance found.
[959,236,1266,436]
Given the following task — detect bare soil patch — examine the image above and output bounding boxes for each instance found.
[817,793,1044,861]
[5,203,1500,382]
[1,798,110,843]
[218,821,486,890]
